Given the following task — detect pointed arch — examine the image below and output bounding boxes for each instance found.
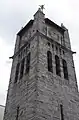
[26,52,30,73]
[55,55,61,76]
[47,51,53,72]
[60,104,64,120]
[14,62,20,83]
[62,59,68,80]
[16,106,19,120]
[20,58,25,79]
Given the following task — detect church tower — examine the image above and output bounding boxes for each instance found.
[3,8,79,120]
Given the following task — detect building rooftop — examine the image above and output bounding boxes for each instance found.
[17,18,65,36]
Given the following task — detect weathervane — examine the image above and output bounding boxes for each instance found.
[39,5,45,12]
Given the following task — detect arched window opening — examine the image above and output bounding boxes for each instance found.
[47,42,50,46]
[18,35,22,48]
[52,44,54,49]
[55,55,61,76]
[60,104,64,120]
[14,62,20,83]
[62,59,68,80]
[20,58,25,79]
[16,106,19,120]
[56,46,58,53]
[63,51,65,55]
[59,48,61,55]
[47,51,53,72]
[26,52,30,73]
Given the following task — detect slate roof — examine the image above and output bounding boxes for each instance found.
[45,18,65,33]
[17,18,65,36]
[17,20,34,36]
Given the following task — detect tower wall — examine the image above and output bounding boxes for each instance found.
[3,35,39,120]
[3,9,79,120]
[36,33,79,120]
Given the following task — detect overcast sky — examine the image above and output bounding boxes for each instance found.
[0,0,79,106]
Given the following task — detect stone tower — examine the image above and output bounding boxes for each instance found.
[3,8,79,120]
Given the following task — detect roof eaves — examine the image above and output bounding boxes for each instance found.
[17,20,34,36]
[45,18,65,33]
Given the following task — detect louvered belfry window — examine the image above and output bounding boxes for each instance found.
[55,55,61,76]
[47,51,53,72]
[20,58,25,79]
[26,52,30,73]
[60,104,64,120]
[15,63,20,83]
[62,59,68,80]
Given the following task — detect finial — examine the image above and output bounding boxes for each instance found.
[39,5,45,12]
[61,23,67,30]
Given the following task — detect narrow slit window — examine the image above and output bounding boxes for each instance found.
[14,63,20,83]
[62,59,68,80]
[48,42,50,46]
[60,104,64,120]
[18,35,22,48]
[16,106,19,120]
[20,58,25,79]
[47,51,53,72]
[26,53,30,73]
[55,55,61,76]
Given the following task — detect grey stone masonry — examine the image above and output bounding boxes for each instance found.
[3,8,79,120]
